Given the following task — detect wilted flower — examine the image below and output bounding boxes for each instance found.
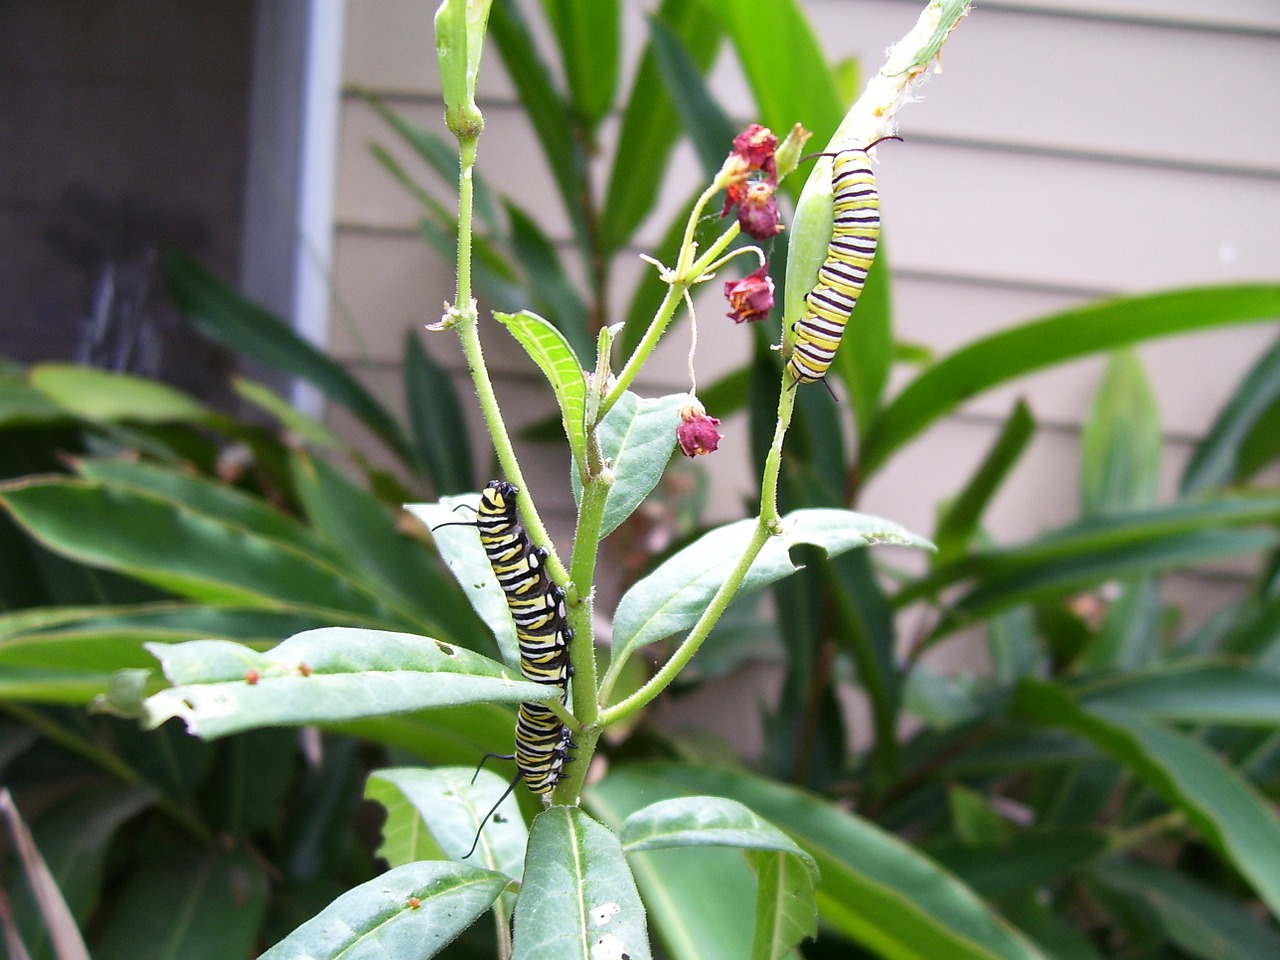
[732,124,778,178]
[676,402,722,458]
[720,123,783,240]
[737,180,782,240]
[724,265,775,323]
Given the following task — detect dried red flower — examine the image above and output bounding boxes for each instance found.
[724,265,775,323]
[676,403,723,458]
[733,124,779,178]
[737,181,782,240]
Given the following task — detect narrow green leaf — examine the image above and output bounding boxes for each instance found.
[0,478,394,619]
[697,0,843,153]
[933,401,1035,564]
[860,285,1280,477]
[926,828,1108,899]
[30,363,209,423]
[162,248,416,467]
[1016,680,1280,918]
[1237,392,1280,480]
[332,703,519,769]
[544,0,619,130]
[750,851,817,960]
[513,807,652,960]
[600,764,1049,960]
[405,494,519,666]
[140,628,561,739]
[1090,856,1280,960]
[232,376,345,450]
[503,201,593,361]
[92,845,267,960]
[1075,662,1280,726]
[258,860,509,960]
[599,0,720,254]
[367,766,526,880]
[495,310,588,471]
[405,332,475,495]
[361,92,501,232]
[1081,350,1161,515]
[0,369,65,426]
[1182,333,1280,493]
[572,391,684,539]
[487,0,590,254]
[72,457,335,561]
[647,14,736,177]
[291,452,476,639]
[611,508,931,667]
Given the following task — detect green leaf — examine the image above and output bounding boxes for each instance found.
[92,844,267,960]
[621,797,816,871]
[1081,350,1161,515]
[908,494,1280,631]
[926,828,1108,899]
[599,0,720,254]
[30,363,209,423]
[697,0,843,153]
[232,377,345,450]
[487,0,590,255]
[333,703,518,768]
[0,369,65,426]
[258,860,509,960]
[611,508,931,670]
[1182,333,1280,493]
[572,391,684,539]
[360,92,501,233]
[933,400,1035,564]
[405,494,519,666]
[0,477,394,620]
[751,851,817,960]
[291,453,474,638]
[503,202,593,361]
[513,807,652,960]
[544,0,619,130]
[162,248,416,468]
[598,764,1049,960]
[1090,856,1280,960]
[1075,662,1280,726]
[646,14,736,178]
[860,284,1280,477]
[1016,680,1280,918]
[367,766,526,879]
[73,456,336,561]
[140,628,562,739]
[405,332,475,496]
[590,774,759,960]
[495,310,588,472]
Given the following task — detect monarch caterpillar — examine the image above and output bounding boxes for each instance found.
[435,481,575,858]
[786,136,899,387]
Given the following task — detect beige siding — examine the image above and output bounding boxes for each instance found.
[332,1,1280,619]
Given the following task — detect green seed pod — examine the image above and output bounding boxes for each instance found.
[782,157,835,356]
[434,0,492,142]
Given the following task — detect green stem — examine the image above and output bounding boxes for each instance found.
[598,198,742,422]
[449,138,569,588]
[566,458,610,728]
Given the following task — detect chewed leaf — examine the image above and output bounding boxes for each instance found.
[496,310,588,471]
[141,628,558,739]
[611,509,932,667]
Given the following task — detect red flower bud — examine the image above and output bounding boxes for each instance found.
[724,265,775,323]
[676,403,723,458]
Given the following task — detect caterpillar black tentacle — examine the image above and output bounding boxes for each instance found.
[787,136,900,388]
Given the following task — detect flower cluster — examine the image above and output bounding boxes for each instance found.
[721,124,782,242]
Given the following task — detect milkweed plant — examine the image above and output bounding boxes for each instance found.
[121,2,970,957]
